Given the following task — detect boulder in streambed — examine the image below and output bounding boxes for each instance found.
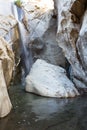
[26,59,79,98]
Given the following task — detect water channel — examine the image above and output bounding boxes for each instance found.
[0,84,87,130]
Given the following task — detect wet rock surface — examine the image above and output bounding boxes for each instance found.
[75,10,87,89]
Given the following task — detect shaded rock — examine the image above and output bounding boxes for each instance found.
[32,17,66,67]
[26,59,79,98]
[55,0,87,91]
[76,10,87,72]
[74,9,87,89]
[22,0,66,67]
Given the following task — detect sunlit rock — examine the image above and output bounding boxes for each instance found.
[0,37,14,87]
[0,4,21,82]
[0,37,14,118]
[22,0,54,40]
[0,60,12,118]
[0,1,13,16]
[74,9,87,89]
[26,59,79,98]
[0,14,17,38]
[0,14,19,58]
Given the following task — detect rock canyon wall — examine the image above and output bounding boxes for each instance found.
[55,0,87,91]
[0,0,87,117]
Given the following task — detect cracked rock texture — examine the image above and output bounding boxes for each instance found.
[0,2,20,118]
[0,15,20,66]
[55,0,87,91]
[22,0,66,67]
[0,37,14,117]
[0,60,12,118]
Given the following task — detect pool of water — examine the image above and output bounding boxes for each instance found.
[0,84,87,130]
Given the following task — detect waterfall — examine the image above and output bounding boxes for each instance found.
[12,3,33,86]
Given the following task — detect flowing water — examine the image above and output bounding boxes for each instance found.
[12,4,33,84]
[0,84,87,130]
[0,1,33,86]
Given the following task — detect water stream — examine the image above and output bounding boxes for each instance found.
[0,84,87,130]
[12,3,33,85]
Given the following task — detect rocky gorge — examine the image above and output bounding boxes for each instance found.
[0,0,87,121]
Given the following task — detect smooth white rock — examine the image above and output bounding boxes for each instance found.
[26,59,79,98]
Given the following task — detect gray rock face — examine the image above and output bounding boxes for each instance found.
[55,0,87,91]
[22,0,66,67]
[0,37,14,118]
[26,59,79,98]
[74,10,87,89]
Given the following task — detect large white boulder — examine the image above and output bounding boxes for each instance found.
[26,59,79,98]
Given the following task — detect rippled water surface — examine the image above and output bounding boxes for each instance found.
[0,84,87,130]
